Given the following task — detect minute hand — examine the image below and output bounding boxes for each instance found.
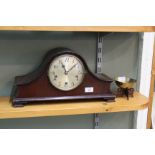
[66,63,77,73]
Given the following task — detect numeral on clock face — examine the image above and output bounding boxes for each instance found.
[53,75,57,81]
[48,54,85,91]
[75,75,78,81]
[65,57,69,62]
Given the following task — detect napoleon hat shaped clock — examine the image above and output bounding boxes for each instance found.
[11,47,115,107]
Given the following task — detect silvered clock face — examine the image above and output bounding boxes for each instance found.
[48,54,85,91]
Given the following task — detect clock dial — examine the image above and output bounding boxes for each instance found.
[48,54,85,91]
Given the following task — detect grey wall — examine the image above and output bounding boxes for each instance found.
[0,31,139,129]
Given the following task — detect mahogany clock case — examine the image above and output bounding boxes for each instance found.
[11,48,115,107]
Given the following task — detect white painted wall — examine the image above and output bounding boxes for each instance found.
[136,32,155,129]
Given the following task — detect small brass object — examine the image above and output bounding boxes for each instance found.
[115,76,136,100]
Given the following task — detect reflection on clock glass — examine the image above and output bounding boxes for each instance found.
[48,54,85,91]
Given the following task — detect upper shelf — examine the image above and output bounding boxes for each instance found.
[0,26,155,32]
[0,92,148,119]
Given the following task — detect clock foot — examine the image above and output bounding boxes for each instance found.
[12,101,25,107]
[105,99,115,102]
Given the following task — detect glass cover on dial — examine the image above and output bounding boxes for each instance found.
[48,54,85,91]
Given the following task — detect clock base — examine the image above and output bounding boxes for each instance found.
[12,94,115,107]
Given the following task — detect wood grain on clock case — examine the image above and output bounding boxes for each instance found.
[11,47,115,107]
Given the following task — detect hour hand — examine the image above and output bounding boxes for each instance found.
[60,61,67,73]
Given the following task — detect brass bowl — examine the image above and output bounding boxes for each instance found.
[115,76,136,89]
